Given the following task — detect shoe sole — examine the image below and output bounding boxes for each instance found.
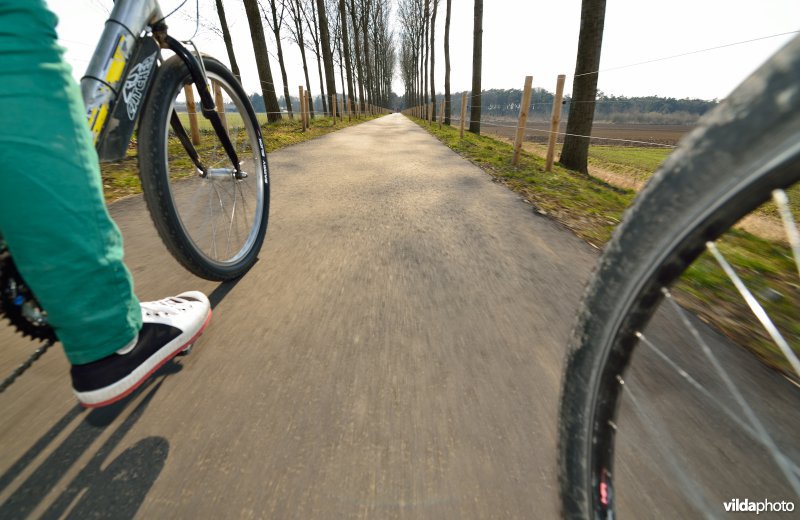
[75,309,212,408]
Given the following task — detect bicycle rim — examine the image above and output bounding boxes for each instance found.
[163,70,266,274]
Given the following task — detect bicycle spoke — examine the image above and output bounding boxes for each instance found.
[706,242,800,378]
[636,332,760,441]
[773,189,800,279]
[226,178,237,257]
[620,372,717,515]
[216,179,240,257]
[636,329,800,486]
[168,130,258,266]
[663,288,800,495]
[211,182,233,258]
[208,183,219,260]
[238,180,253,222]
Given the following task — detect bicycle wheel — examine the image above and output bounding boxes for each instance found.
[559,36,800,518]
[138,55,269,281]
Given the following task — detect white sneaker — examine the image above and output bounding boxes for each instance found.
[70,291,211,408]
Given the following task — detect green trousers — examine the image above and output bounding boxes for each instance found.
[0,0,141,364]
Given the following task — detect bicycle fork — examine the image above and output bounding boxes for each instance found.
[159,34,244,180]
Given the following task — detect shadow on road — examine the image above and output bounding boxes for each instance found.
[207,262,253,310]
[0,363,183,519]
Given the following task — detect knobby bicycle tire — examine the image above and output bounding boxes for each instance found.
[558,36,800,518]
[138,55,270,281]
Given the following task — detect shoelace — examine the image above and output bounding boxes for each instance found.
[141,297,192,317]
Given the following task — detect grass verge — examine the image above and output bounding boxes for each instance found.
[100,115,382,203]
[411,117,799,381]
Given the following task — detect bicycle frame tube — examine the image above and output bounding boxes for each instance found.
[81,0,163,144]
[80,0,242,174]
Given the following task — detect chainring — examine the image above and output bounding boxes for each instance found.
[0,244,57,342]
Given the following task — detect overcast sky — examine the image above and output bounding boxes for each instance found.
[49,0,799,103]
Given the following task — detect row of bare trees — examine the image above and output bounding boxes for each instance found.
[397,0,608,175]
[217,0,397,124]
[398,0,482,132]
[212,0,605,173]
[398,0,443,123]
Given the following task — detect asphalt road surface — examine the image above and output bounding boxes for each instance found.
[1,114,797,519]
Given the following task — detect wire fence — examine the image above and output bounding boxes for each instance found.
[402,29,799,152]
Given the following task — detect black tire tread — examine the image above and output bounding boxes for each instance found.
[138,55,269,281]
[558,36,800,518]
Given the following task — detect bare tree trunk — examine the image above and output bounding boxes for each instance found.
[315,51,327,114]
[338,0,355,111]
[416,25,423,107]
[422,0,429,116]
[371,6,383,106]
[215,0,241,82]
[337,32,345,109]
[360,1,372,106]
[306,2,328,114]
[468,0,482,134]
[560,0,607,174]
[264,0,294,119]
[348,0,366,111]
[443,0,451,124]
[243,0,282,123]
[316,0,337,116]
[429,0,438,120]
[289,0,315,117]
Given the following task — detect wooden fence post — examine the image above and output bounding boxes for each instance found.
[184,85,201,145]
[307,91,314,120]
[546,74,567,172]
[459,93,467,138]
[213,81,229,136]
[299,85,306,131]
[439,99,445,129]
[331,94,337,125]
[304,89,309,126]
[347,96,352,122]
[512,76,533,166]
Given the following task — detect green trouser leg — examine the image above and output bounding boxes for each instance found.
[0,0,141,365]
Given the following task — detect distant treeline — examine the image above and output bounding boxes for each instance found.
[248,92,403,116]
[432,89,718,125]
[184,89,715,125]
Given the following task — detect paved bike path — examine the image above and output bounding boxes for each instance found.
[0,114,604,518]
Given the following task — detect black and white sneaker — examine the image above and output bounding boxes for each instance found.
[71,291,212,408]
